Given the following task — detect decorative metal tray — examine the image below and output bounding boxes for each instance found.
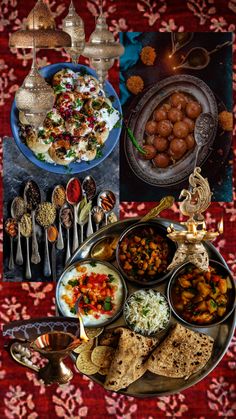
[68,217,235,397]
[124,75,218,187]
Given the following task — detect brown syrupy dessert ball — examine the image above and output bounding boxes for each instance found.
[170,92,187,109]
[153,153,170,168]
[153,108,167,121]
[183,117,195,132]
[145,120,158,135]
[168,108,183,123]
[153,136,169,152]
[156,120,173,137]
[170,138,187,160]
[185,134,195,150]
[173,121,189,138]
[142,145,157,160]
[162,103,171,112]
[186,101,202,119]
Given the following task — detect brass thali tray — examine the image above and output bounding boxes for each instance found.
[65,218,235,397]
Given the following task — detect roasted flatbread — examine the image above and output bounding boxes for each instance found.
[104,327,158,391]
[147,323,214,379]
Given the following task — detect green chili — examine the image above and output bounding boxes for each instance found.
[124,121,146,155]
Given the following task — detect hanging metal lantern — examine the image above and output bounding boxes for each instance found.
[83,11,124,85]
[15,54,55,130]
[62,1,85,64]
[9,0,71,49]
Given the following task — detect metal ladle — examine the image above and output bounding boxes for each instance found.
[10,197,26,266]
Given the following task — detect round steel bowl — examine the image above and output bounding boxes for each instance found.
[167,259,236,328]
[123,289,171,337]
[125,75,218,187]
[56,258,128,327]
[116,221,176,286]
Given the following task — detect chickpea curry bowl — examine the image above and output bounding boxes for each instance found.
[168,260,236,327]
[116,222,176,285]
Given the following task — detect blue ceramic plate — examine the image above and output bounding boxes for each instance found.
[11,63,122,174]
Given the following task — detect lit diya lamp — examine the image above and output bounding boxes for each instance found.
[167,167,224,271]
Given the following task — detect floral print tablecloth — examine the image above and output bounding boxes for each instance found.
[0,1,236,417]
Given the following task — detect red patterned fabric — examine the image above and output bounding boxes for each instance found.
[0,1,236,417]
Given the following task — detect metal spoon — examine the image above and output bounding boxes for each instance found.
[77,200,90,244]
[52,185,66,251]
[74,296,89,342]
[97,190,116,225]
[82,175,97,238]
[24,180,41,265]
[60,203,74,265]
[193,113,215,170]
[91,206,105,231]
[36,203,57,278]
[47,225,59,283]
[11,197,26,266]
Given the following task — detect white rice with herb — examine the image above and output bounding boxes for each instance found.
[124,289,170,335]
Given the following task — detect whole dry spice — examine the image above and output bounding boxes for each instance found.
[20,213,32,237]
[82,177,96,201]
[47,225,58,242]
[24,180,41,211]
[36,202,56,228]
[52,185,66,208]
[60,207,73,229]
[11,197,26,221]
[66,178,82,204]
[5,218,18,238]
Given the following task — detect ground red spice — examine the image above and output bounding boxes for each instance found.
[66,178,82,203]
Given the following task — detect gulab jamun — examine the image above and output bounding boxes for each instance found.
[145,120,158,135]
[156,120,173,137]
[142,145,157,160]
[153,108,167,121]
[186,101,202,119]
[168,108,183,123]
[153,136,169,152]
[183,117,195,132]
[153,153,170,168]
[170,92,187,109]
[173,121,189,138]
[185,134,195,150]
[169,138,187,160]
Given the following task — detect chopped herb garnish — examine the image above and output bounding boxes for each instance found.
[70,307,76,315]
[66,149,76,158]
[68,279,78,287]
[84,296,90,304]
[96,148,103,159]
[108,274,115,282]
[54,84,64,94]
[142,307,150,316]
[90,261,97,267]
[113,119,122,129]
[104,296,111,311]
[36,153,46,162]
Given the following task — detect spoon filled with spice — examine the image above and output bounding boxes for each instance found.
[82,176,97,238]
[47,225,58,282]
[66,178,82,253]
[52,185,66,251]
[97,190,116,225]
[77,197,92,243]
[5,218,18,270]
[11,197,26,266]
[36,202,56,278]
[19,213,33,280]
[91,206,105,231]
[59,203,74,264]
[24,180,41,265]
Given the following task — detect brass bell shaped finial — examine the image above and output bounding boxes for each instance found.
[15,49,54,131]
[62,1,85,64]
[83,6,124,85]
[9,0,71,49]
